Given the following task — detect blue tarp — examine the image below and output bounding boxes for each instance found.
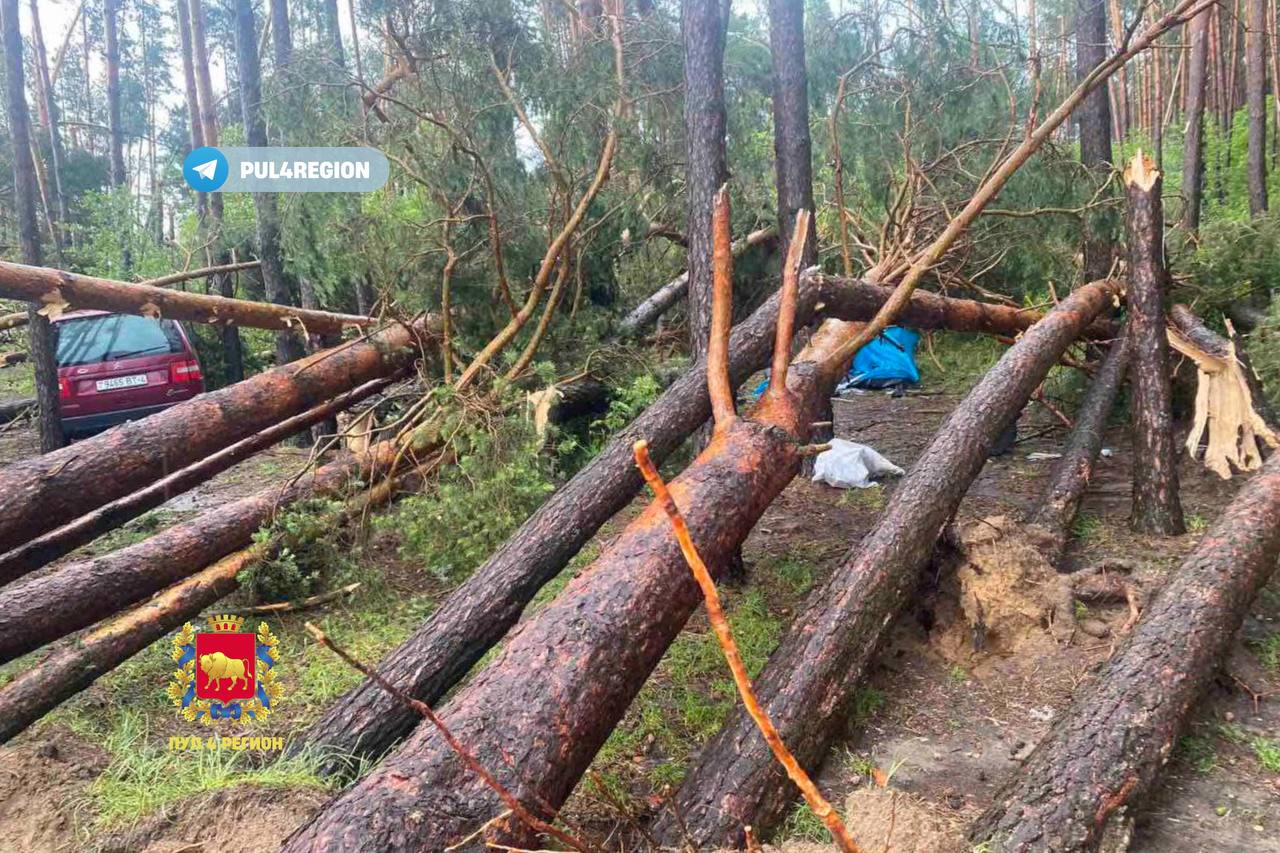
[844,325,920,388]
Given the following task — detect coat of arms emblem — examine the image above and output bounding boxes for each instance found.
[168,614,283,725]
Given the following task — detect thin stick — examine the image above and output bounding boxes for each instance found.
[303,622,596,853]
[241,582,361,614]
[767,209,811,399]
[632,441,863,853]
[708,185,736,433]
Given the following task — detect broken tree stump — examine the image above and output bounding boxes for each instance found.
[972,450,1280,852]
[0,320,428,555]
[1124,152,1185,535]
[655,280,1122,848]
[0,375,398,585]
[1169,302,1278,431]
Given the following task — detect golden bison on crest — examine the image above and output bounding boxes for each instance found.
[199,651,251,691]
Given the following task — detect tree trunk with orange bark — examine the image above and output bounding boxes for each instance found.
[655,280,1120,848]
[973,451,1280,852]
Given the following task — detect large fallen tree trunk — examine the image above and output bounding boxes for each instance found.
[0,397,34,425]
[0,455,439,744]
[0,320,428,555]
[616,227,776,337]
[1169,302,1279,431]
[290,274,1090,775]
[656,280,1121,848]
[0,375,399,586]
[0,261,372,334]
[0,439,414,664]
[971,450,1280,852]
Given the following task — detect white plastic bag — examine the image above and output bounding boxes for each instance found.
[812,439,904,489]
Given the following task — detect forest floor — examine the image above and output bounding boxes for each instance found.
[0,347,1277,852]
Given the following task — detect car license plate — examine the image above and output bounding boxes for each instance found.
[96,374,148,391]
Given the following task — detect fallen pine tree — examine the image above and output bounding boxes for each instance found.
[0,375,401,585]
[290,272,1102,775]
[0,260,370,334]
[654,279,1121,847]
[0,320,430,556]
[971,448,1280,852]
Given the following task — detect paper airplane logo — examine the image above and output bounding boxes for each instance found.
[183,146,228,192]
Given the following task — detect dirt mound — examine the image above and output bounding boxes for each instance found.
[0,737,109,852]
[763,788,968,852]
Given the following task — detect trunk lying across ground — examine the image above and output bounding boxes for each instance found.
[656,280,1121,848]
[0,440,408,664]
[292,275,1088,776]
[0,376,398,585]
[0,397,34,425]
[0,321,427,556]
[972,451,1280,852]
[0,261,372,334]
[281,313,859,851]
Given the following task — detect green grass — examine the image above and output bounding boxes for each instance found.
[838,485,885,511]
[1250,737,1280,772]
[1177,735,1218,774]
[851,685,887,723]
[1071,513,1104,540]
[1254,631,1280,673]
[916,331,1005,393]
[770,554,816,596]
[1186,514,1210,534]
[778,802,831,843]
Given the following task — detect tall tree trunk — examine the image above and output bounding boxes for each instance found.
[682,0,730,380]
[269,0,292,70]
[973,451,1280,851]
[235,0,307,368]
[1125,152,1185,535]
[767,0,816,268]
[176,0,205,217]
[1246,0,1269,214]
[102,0,130,272]
[656,281,1121,848]
[27,0,69,237]
[1,0,64,452]
[1078,0,1115,282]
[1181,7,1211,232]
[323,0,345,67]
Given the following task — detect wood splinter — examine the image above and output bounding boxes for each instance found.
[765,208,812,403]
[708,186,737,435]
[633,440,863,853]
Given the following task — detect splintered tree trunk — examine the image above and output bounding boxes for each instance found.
[0,441,405,664]
[972,451,1280,851]
[0,262,372,333]
[1169,302,1279,430]
[1029,331,1131,562]
[1,0,63,453]
[281,315,855,852]
[1181,7,1211,232]
[618,228,776,338]
[291,275,1099,776]
[768,0,817,267]
[1078,0,1116,282]
[0,377,395,585]
[1125,153,1186,534]
[0,321,425,555]
[1246,0,1268,214]
[656,281,1120,848]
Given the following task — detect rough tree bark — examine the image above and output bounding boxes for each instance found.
[103,0,126,193]
[270,0,292,70]
[235,0,307,368]
[1,0,64,452]
[0,376,396,585]
[291,275,1103,775]
[768,0,817,267]
[176,0,205,217]
[617,228,777,338]
[1078,0,1116,282]
[0,321,426,556]
[1246,0,1268,214]
[28,0,70,232]
[1181,7,1211,232]
[1125,152,1185,534]
[0,262,372,333]
[656,280,1121,848]
[972,451,1280,851]
[682,0,730,371]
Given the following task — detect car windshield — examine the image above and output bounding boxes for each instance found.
[55,315,184,368]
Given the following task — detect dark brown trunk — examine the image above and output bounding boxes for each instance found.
[103,0,125,192]
[291,276,1111,777]
[1246,0,1268,214]
[0,377,394,586]
[1028,331,1131,562]
[1170,302,1279,430]
[28,0,69,233]
[0,321,426,555]
[618,228,776,338]
[1181,7,1210,232]
[0,398,35,424]
[0,441,404,664]
[972,451,1280,851]
[1078,0,1116,282]
[1124,153,1185,534]
[682,0,730,370]
[768,0,817,267]
[235,0,307,368]
[0,262,372,333]
[655,281,1120,848]
[281,314,854,852]
[1,0,63,453]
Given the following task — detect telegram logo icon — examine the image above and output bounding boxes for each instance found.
[183,146,229,192]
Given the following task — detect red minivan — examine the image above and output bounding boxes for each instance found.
[54,310,205,437]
